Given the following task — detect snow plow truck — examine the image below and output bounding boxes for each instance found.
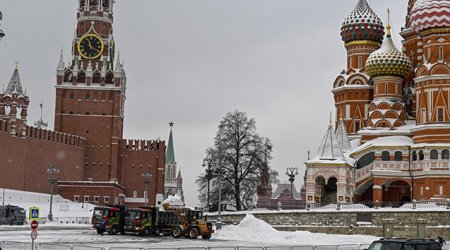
[92,205,214,239]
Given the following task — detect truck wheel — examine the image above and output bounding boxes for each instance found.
[108,226,118,235]
[96,228,105,235]
[144,228,152,237]
[188,228,199,239]
[202,234,211,240]
[153,228,161,237]
[172,227,182,238]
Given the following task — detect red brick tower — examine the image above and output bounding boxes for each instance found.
[332,0,384,136]
[55,0,124,182]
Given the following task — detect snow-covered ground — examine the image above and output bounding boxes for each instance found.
[1,188,94,222]
[0,189,380,248]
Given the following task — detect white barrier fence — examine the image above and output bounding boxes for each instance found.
[1,242,449,250]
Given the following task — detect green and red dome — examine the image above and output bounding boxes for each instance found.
[341,0,385,44]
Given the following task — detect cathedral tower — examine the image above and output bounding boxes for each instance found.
[408,0,450,143]
[365,16,412,130]
[54,0,126,182]
[333,0,384,136]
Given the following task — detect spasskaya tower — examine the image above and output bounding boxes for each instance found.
[56,0,165,208]
[55,0,125,183]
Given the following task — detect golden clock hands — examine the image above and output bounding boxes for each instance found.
[87,39,101,53]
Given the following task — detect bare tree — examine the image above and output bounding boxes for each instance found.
[197,110,278,211]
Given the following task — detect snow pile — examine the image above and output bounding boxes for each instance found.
[1,188,94,222]
[163,194,184,207]
[215,214,377,246]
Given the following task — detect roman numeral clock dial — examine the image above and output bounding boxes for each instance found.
[77,34,104,60]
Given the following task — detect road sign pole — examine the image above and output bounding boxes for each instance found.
[31,238,34,250]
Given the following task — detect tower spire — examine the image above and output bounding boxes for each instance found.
[166,121,176,163]
[387,9,392,37]
[57,49,65,70]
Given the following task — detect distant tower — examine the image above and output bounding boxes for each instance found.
[0,64,30,136]
[333,0,384,136]
[34,100,48,129]
[164,122,184,201]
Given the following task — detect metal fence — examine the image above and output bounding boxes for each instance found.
[1,242,449,250]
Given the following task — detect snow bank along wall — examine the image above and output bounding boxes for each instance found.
[210,211,450,239]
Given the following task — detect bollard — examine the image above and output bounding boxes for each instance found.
[447,199,450,210]
[412,199,417,209]
[374,200,380,209]
[336,201,341,211]
[306,203,311,211]
[416,218,427,239]
[382,218,395,238]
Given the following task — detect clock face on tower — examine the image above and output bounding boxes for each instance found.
[78,34,104,60]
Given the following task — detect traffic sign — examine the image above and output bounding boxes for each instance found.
[29,206,40,221]
[31,220,38,230]
[31,230,38,240]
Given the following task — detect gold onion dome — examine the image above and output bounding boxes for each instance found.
[366,20,412,78]
[341,0,385,43]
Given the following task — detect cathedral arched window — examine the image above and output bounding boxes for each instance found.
[69,91,75,100]
[394,151,402,161]
[356,152,375,169]
[105,72,114,84]
[418,150,424,161]
[92,71,101,84]
[430,149,438,160]
[442,149,449,160]
[77,72,86,83]
[381,151,390,161]
[412,151,417,161]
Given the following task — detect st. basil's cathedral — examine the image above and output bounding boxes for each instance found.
[304,0,450,207]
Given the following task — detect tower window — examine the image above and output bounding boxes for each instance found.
[86,112,90,115]
[439,46,444,62]
[419,150,424,161]
[437,107,444,122]
[381,151,390,161]
[442,149,449,159]
[85,92,91,100]
[412,151,417,161]
[77,72,86,83]
[70,92,75,99]
[430,149,438,160]
[394,151,402,161]
[354,120,361,133]
[358,56,362,69]
[385,83,389,94]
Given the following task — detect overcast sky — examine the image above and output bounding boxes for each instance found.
[0,0,407,207]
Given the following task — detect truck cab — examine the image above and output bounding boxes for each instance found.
[92,206,125,235]
[0,205,26,225]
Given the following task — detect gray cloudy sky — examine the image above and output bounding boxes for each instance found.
[0,0,406,207]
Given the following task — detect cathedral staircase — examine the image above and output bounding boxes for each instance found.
[321,192,337,206]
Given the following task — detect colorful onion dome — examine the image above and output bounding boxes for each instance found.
[410,0,450,33]
[366,22,412,78]
[341,0,385,44]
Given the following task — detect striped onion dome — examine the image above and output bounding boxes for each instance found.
[366,25,412,78]
[341,0,385,43]
[410,0,450,33]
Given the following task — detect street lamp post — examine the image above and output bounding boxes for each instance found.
[286,167,299,199]
[202,161,215,211]
[47,165,60,222]
[142,170,152,207]
[210,159,225,230]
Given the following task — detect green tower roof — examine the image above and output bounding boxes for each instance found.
[166,122,176,163]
